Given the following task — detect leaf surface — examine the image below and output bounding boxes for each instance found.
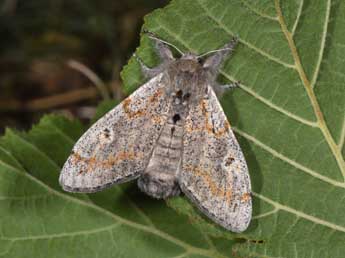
[1,0,345,257]
[0,115,235,258]
[121,0,345,256]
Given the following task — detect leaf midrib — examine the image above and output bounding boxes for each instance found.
[148,0,345,231]
[274,0,345,180]
[151,1,344,184]
[196,0,295,69]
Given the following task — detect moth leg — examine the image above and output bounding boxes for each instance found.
[219,81,240,90]
[212,81,240,97]
[203,37,238,76]
[133,53,163,79]
[134,31,175,79]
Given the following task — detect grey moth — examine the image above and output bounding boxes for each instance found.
[59,32,252,232]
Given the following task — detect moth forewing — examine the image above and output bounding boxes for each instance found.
[59,74,170,192]
[59,33,252,232]
[179,87,252,232]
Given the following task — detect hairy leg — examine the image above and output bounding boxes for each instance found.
[203,37,238,76]
[212,81,240,97]
[135,31,175,79]
[202,37,240,97]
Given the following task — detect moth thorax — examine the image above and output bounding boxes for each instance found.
[137,172,180,199]
[175,58,200,73]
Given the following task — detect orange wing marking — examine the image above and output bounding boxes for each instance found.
[241,192,251,202]
[184,100,230,137]
[122,98,145,119]
[71,151,138,173]
[122,88,163,119]
[185,165,233,203]
[201,99,230,137]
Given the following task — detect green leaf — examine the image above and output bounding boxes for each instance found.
[1,0,345,257]
[0,115,237,258]
[121,0,345,257]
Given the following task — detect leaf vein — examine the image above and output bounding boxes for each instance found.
[338,117,345,148]
[233,127,345,187]
[291,0,304,37]
[310,0,331,89]
[0,242,14,257]
[154,24,316,128]
[196,0,296,69]
[0,146,25,171]
[116,187,156,228]
[239,0,278,21]
[222,72,318,127]
[253,192,345,232]
[0,194,50,201]
[0,157,223,258]
[170,252,191,258]
[252,208,279,220]
[46,120,76,145]
[274,0,345,181]
[10,131,60,171]
[1,223,121,241]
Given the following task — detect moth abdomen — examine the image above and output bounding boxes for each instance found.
[137,171,180,199]
[138,120,183,199]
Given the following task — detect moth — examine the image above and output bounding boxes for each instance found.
[59,32,252,232]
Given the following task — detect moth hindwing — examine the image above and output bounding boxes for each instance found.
[59,33,252,232]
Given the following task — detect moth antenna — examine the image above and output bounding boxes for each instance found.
[198,37,239,58]
[144,31,184,56]
[197,47,234,59]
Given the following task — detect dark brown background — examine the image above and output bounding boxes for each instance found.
[0,0,169,134]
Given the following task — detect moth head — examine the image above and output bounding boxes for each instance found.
[174,53,202,73]
[145,31,235,72]
[181,52,198,60]
[179,52,215,71]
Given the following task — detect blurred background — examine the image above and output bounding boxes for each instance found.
[0,0,169,134]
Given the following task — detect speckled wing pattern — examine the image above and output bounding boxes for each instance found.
[59,74,170,192]
[180,87,252,232]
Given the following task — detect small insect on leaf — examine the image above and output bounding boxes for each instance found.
[59,31,252,233]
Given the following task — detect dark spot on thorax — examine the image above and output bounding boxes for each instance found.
[173,114,181,124]
[176,90,183,98]
[171,127,175,135]
[183,92,191,101]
